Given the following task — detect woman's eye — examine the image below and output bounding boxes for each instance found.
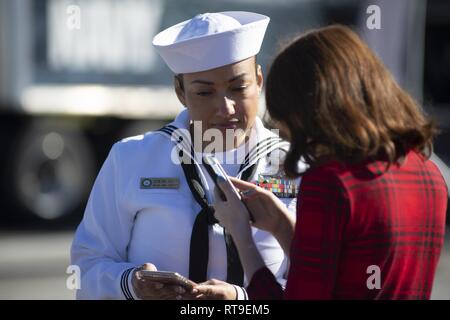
[196,92,212,96]
[232,86,247,92]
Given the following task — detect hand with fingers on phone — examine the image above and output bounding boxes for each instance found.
[191,278,238,300]
[131,263,197,300]
[213,176,295,255]
[213,176,290,233]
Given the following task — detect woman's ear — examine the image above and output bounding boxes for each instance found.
[174,75,186,106]
[256,64,263,94]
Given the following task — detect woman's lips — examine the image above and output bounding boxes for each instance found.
[211,122,239,129]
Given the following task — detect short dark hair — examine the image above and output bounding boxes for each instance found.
[265,25,436,177]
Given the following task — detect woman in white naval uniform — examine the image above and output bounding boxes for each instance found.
[71,11,300,300]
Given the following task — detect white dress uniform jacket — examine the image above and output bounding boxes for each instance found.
[71,110,298,300]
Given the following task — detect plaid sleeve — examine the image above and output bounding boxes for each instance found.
[246,267,284,300]
[285,166,350,299]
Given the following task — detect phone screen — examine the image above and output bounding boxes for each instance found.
[203,155,242,201]
[138,271,196,289]
[203,155,255,222]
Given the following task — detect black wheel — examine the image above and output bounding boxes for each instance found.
[6,121,95,222]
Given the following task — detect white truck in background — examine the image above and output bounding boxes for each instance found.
[0,0,183,223]
[0,0,448,223]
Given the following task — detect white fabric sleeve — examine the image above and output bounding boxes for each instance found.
[127,267,141,300]
[234,285,249,300]
[70,143,138,300]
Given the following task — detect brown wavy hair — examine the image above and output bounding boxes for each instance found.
[265,25,437,177]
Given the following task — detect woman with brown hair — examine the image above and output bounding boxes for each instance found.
[193,25,448,299]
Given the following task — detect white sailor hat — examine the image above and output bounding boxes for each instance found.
[152,11,270,74]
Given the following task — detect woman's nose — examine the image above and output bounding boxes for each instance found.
[217,96,236,116]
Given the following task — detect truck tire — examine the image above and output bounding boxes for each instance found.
[6,121,95,222]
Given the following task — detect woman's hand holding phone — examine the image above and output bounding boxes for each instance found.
[203,155,255,222]
[213,176,295,255]
[131,263,197,300]
[212,175,254,236]
[227,177,293,235]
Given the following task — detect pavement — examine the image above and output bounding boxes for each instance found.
[0,227,449,300]
[0,230,75,299]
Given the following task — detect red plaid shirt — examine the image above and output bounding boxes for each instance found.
[247,151,448,299]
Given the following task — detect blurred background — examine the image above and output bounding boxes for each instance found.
[0,0,448,299]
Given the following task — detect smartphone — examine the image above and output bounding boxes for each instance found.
[203,154,255,222]
[203,155,242,201]
[138,271,196,290]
